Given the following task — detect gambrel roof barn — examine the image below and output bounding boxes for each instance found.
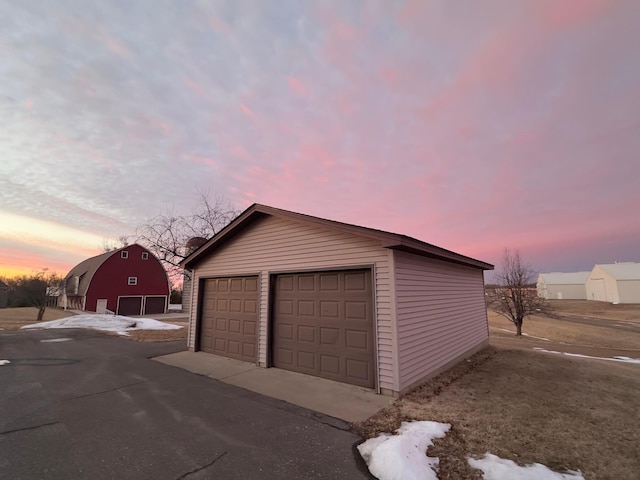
[60,244,170,315]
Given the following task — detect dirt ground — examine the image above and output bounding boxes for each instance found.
[358,302,640,480]
[126,318,189,342]
[0,307,73,330]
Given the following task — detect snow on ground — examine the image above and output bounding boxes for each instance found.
[359,421,586,480]
[533,347,640,364]
[21,314,182,336]
[497,328,550,341]
[468,454,585,479]
[357,421,451,480]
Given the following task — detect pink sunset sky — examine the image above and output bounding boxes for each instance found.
[1,0,638,280]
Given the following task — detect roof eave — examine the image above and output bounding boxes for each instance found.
[383,238,494,270]
[182,203,494,271]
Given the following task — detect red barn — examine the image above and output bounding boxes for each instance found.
[59,244,170,316]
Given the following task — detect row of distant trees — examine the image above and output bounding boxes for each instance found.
[0,270,62,321]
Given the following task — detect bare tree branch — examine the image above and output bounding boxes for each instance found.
[135,193,240,286]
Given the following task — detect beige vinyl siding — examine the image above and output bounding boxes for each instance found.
[393,250,488,391]
[187,215,394,391]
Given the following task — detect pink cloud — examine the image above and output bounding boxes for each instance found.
[184,152,217,167]
[240,104,255,118]
[286,76,307,97]
[536,0,617,28]
[184,77,205,97]
[209,15,232,35]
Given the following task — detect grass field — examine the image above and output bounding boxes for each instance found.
[0,307,73,330]
[0,307,189,342]
[357,301,640,480]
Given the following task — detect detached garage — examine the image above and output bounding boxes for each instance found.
[183,204,493,396]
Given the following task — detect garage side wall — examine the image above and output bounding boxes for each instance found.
[187,215,395,391]
[393,251,488,393]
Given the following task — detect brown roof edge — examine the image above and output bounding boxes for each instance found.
[181,203,494,271]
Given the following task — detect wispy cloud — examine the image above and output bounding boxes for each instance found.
[0,0,638,276]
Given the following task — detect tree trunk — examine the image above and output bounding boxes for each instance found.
[516,320,522,336]
[37,306,46,322]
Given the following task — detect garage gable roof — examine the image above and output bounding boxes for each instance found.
[182,204,493,270]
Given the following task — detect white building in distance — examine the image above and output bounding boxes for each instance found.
[537,272,590,300]
[585,263,640,304]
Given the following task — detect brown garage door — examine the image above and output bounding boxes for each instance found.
[272,270,375,388]
[199,277,258,362]
[144,296,166,315]
[118,296,142,316]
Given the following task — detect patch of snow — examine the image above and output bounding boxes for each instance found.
[533,347,640,364]
[40,338,72,343]
[0,360,10,366]
[497,328,550,341]
[357,421,450,480]
[168,304,182,311]
[20,314,182,336]
[468,453,585,479]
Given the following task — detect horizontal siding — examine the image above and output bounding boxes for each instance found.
[394,250,488,391]
[188,215,394,391]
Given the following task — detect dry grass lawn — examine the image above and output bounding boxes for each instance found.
[0,307,73,330]
[126,319,188,343]
[487,310,640,352]
[548,299,640,323]
[0,307,188,343]
[357,347,640,480]
[358,302,640,480]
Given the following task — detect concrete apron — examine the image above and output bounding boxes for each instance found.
[153,351,392,423]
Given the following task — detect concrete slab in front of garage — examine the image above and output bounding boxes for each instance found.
[154,351,392,423]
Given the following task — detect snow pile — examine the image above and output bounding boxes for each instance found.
[359,421,586,480]
[498,328,550,341]
[533,347,640,364]
[21,314,182,336]
[468,454,585,479]
[357,421,450,480]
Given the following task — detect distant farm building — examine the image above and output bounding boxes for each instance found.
[585,263,640,304]
[536,272,590,300]
[59,244,170,315]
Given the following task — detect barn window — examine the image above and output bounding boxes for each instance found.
[121,251,129,259]
[141,252,149,260]
[128,277,137,285]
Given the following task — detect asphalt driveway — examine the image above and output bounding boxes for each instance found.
[0,329,371,479]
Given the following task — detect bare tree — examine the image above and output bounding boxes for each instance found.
[6,270,63,321]
[487,248,549,336]
[135,192,239,283]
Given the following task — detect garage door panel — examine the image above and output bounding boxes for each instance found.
[273,270,374,388]
[118,296,142,316]
[199,277,258,363]
[144,296,166,315]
